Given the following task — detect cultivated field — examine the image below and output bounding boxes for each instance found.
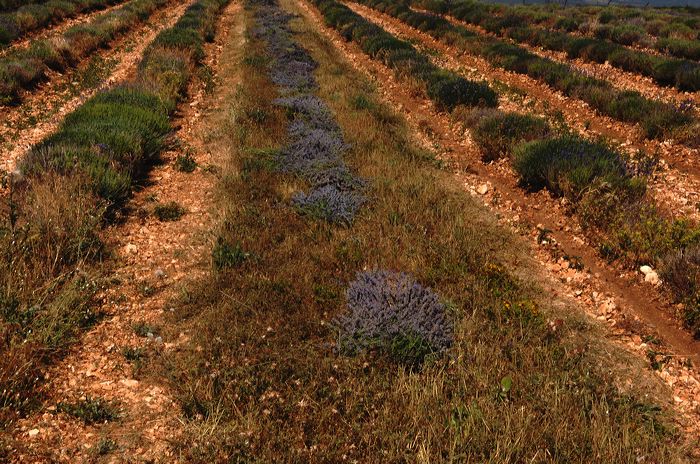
[1,0,700,461]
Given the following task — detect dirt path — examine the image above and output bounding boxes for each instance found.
[6,1,243,462]
[345,2,700,227]
[0,0,187,175]
[295,0,700,441]
[0,0,133,58]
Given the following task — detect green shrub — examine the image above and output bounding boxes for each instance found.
[426,72,497,110]
[656,38,700,61]
[175,152,197,172]
[471,112,550,161]
[513,136,629,200]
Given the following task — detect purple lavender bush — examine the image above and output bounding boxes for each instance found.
[253,0,366,224]
[335,271,454,366]
[293,184,365,224]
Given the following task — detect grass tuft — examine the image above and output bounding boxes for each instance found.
[57,397,119,424]
[153,201,186,222]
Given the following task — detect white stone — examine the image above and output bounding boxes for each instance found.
[640,265,653,275]
[645,271,661,286]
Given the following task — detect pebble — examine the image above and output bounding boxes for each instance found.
[645,271,661,286]
[28,429,40,437]
[476,184,489,195]
[120,379,139,388]
[640,265,653,276]
[155,269,166,279]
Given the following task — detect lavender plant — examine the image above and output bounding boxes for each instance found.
[335,270,454,365]
[252,0,365,224]
[293,184,365,224]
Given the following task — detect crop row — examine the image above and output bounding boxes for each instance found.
[507,2,700,62]
[468,110,700,336]
[416,0,700,92]
[0,0,229,423]
[350,0,697,145]
[251,0,452,363]
[167,0,684,459]
[312,0,700,335]
[314,0,497,111]
[0,0,172,105]
[1,0,50,12]
[0,0,127,46]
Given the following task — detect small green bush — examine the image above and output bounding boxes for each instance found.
[153,201,186,221]
[426,72,497,110]
[175,152,197,172]
[513,136,629,200]
[471,112,550,161]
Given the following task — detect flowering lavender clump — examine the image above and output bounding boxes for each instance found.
[335,271,454,365]
[293,184,366,224]
[251,0,366,224]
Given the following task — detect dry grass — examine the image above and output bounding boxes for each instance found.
[0,173,104,425]
[155,2,689,462]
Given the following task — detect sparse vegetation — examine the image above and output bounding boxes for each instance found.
[175,151,197,172]
[0,0,229,426]
[153,201,186,221]
[57,396,119,424]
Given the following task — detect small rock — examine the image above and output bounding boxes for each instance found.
[9,169,24,186]
[120,379,139,388]
[645,271,661,286]
[124,243,138,254]
[28,429,39,437]
[476,184,489,195]
[640,265,653,276]
[154,269,166,279]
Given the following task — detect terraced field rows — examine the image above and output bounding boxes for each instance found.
[417,0,700,92]
[0,0,130,47]
[0,0,190,174]
[2,0,700,461]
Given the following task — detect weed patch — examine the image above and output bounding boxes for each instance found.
[153,201,186,221]
[57,397,119,424]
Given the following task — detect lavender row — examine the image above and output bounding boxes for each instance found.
[252,0,365,224]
